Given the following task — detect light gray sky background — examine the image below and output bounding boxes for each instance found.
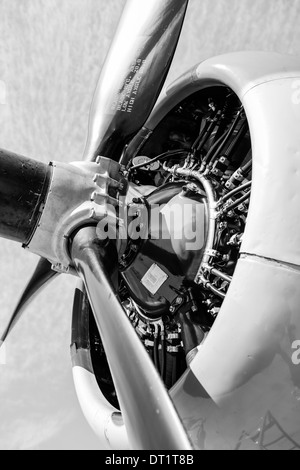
[0,0,300,451]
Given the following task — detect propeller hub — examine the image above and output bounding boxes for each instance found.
[26,158,128,271]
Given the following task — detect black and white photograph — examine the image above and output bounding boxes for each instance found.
[0,0,300,453]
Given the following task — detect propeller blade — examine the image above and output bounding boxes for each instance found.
[71,227,192,450]
[0,150,55,344]
[84,0,189,162]
[0,149,52,244]
[0,258,58,344]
